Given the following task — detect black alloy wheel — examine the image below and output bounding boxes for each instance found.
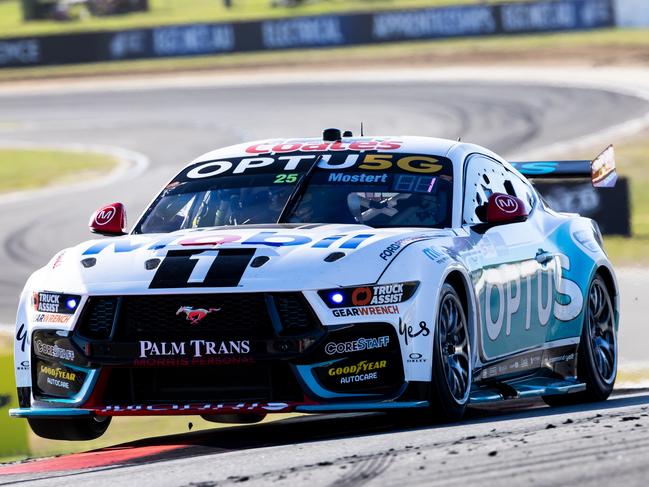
[428,283,471,421]
[544,273,617,406]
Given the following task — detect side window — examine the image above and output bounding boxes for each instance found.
[463,155,535,225]
[463,155,509,224]
[506,170,536,213]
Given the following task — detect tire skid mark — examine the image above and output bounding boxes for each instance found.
[391,404,649,486]
[330,452,395,487]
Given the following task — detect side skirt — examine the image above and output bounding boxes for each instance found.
[470,376,586,404]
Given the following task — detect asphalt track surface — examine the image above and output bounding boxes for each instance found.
[1,75,649,485]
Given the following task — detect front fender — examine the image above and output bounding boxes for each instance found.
[379,240,477,382]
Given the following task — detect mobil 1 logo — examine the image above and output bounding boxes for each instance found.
[150,248,255,288]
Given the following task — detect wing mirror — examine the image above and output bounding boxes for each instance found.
[485,193,528,224]
[89,202,127,236]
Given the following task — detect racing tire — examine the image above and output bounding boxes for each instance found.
[427,283,471,422]
[28,416,111,441]
[543,273,617,407]
[201,413,267,424]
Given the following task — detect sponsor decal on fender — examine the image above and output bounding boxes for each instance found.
[15,323,28,354]
[36,360,85,396]
[34,313,71,324]
[379,235,431,261]
[51,251,66,269]
[398,319,430,346]
[332,305,400,317]
[422,246,449,264]
[139,340,250,358]
[34,339,75,361]
[324,336,390,355]
[39,363,77,382]
[328,360,387,385]
[39,363,77,391]
[16,360,29,371]
[327,360,387,377]
[407,352,426,363]
[340,372,378,384]
[351,284,404,306]
[319,282,417,310]
[33,292,61,313]
[32,292,79,314]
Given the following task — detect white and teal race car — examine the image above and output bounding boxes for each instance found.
[11,130,619,440]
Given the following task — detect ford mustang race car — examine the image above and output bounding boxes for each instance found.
[11,130,620,440]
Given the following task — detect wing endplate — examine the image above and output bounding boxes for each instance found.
[511,145,617,188]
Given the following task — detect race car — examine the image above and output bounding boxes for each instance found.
[10,129,620,440]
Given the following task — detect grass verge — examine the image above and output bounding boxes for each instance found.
[0,353,29,460]
[0,148,117,194]
[0,28,648,83]
[617,366,649,386]
[0,0,534,38]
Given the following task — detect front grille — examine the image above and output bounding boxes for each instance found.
[274,293,317,334]
[76,293,320,341]
[101,362,304,404]
[116,293,275,340]
[77,297,117,339]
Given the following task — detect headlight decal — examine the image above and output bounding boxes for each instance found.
[318,281,419,310]
[32,291,81,315]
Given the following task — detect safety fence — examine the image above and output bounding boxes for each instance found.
[0,0,615,68]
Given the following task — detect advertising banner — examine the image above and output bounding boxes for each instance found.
[0,0,616,69]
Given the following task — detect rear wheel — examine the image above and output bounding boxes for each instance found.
[543,274,617,407]
[427,283,471,421]
[28,416,111,441]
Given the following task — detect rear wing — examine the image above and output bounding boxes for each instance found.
[511,145,617,188]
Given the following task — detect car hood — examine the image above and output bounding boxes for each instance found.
[33,224,454,295]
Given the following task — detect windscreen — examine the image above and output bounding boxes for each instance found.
[134,149,454,234]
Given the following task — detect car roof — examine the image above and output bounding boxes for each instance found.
[188,136,502,167]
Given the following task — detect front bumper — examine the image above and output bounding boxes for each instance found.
[22,292,410,416]
[10,401,429,418]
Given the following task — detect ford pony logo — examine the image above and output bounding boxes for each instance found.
[176,306,221,325]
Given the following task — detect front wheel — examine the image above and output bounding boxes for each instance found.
[28,416,111,441]
[427,283,471,421]
[544,274,617,407]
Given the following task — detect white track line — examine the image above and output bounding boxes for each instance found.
[2,65,649,158]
